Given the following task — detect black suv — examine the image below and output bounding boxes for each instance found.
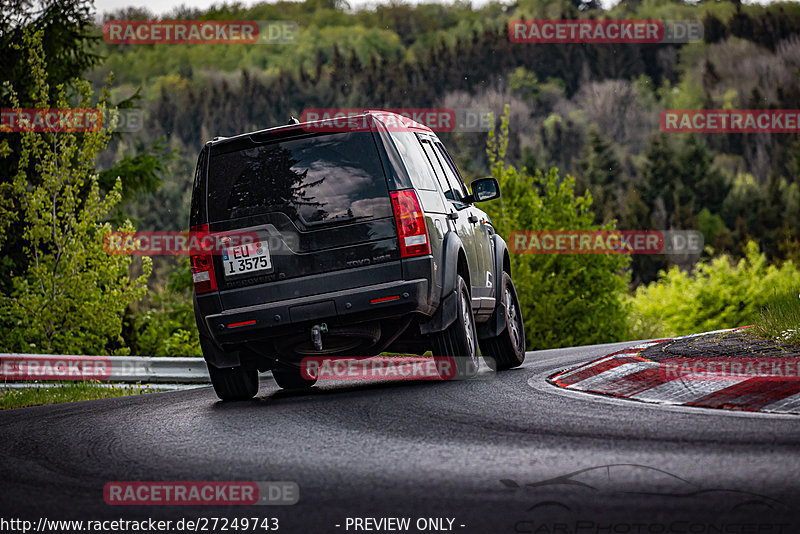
[190,111,525,400]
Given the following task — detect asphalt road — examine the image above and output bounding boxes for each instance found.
[2,340,800,533]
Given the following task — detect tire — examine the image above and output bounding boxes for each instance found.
[432,275,480,379]
[208,363,259,401]
[272,366,317,390]
[479,271,526,370]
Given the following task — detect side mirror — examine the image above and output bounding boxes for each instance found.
[467,177,500,203]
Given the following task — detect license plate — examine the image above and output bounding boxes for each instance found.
[222,241,272,277]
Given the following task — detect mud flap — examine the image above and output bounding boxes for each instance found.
[477,300,507,340]
[477,235,510,340]
[200,335,242,368]
[418,290,458,335]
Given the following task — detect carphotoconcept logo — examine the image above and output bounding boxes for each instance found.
[103,20,298,44]
[0,108,142,133]
[509,19,703,44]
[104,481,298,505]
[299,108,493,133]
[509,230,703,255]
[505,464,789,532]
[661,110,800,133]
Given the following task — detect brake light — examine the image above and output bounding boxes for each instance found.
[190,224,218,294]
[390,189,431,258]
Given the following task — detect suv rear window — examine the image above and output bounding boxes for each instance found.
[207,132,392,224]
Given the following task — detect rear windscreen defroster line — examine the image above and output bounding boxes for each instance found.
[207,132,392,225]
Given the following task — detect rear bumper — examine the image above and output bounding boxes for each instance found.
[205,278,430,346]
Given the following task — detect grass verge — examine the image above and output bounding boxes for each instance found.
[0,382,156,410]
[753,292,800,345]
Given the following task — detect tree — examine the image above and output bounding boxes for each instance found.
[703,13,727,44]
[577,127,623,225]
[0,0,102,105]
[508,67,540,102]
[481,106,630,349]
[680,135,729,215]
[641,134,725,229]
[0,29,150,354]
[1,0,102,285]
[620,187,668,286]
[1,0,170,293]
[641,133,680,218]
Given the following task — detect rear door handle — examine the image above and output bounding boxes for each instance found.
[447,212,459,220]
[468,215,479,224]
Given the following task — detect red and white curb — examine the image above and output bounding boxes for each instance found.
[548,328,800,415]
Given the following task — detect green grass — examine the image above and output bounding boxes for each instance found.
[0,382,156,410]
[753,292,800,345]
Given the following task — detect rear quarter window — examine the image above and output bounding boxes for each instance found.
[388,131,439,191]
[190,147,207,225]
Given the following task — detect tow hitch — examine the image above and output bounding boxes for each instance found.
[311,323,328,351]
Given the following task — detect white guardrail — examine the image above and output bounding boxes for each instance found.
[0,354,216,385]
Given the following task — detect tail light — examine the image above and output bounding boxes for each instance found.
[190,224,218,294]
[390,189,431,258]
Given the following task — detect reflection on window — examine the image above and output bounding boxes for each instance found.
[207,133,391,224]
[388,131,438,191]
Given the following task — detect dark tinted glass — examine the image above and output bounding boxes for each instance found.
[387,131,438,191]
[190,147,206,226]
[207,133,391,224]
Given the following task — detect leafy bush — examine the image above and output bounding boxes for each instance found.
[480,106,631,350]
[628,241,800,339]
[126,258,201,357]
[0,30,150,355]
